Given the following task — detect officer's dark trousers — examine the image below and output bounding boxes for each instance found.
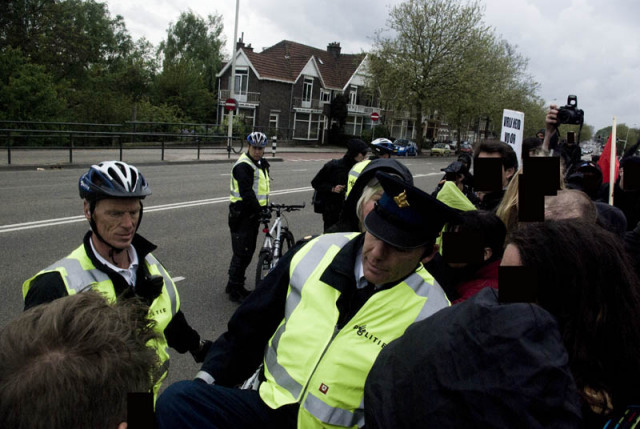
[227,214,260,287]
[155,381,297,428]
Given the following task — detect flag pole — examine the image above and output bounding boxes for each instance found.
[609,117,617,205]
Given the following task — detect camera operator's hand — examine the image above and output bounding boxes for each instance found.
[546,104,559,131]
[542,104,559,154]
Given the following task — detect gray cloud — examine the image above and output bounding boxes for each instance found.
[106,0,639,132]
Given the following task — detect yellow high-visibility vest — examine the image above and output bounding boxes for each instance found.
[259,233,450,428]
[230,153,270,206]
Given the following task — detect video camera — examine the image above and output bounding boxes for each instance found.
[556,95,584,125]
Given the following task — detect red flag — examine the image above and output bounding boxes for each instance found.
[597,134,619,184]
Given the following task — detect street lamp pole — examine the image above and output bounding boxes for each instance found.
[227,0,240,158]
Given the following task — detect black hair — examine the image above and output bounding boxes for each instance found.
[507,220,640,418]
[446,210,506,261]
[474,140,518,171]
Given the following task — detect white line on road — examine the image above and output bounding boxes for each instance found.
[414,172,444,177]
[0,187,314,234]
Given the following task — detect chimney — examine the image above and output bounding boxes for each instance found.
[236,38,245,51]
[245,43,253,52]
[327,42,341,59]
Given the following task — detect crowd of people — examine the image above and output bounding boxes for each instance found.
[2,106,640,428]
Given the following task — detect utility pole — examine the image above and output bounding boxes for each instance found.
[227,0,240,158]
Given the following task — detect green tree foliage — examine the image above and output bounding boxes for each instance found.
[153,61,215,123]
[369,0,493,148]
[368,0,544,145]
[158,10,224,94]
[1,0,210,125]
[0,48,62,121]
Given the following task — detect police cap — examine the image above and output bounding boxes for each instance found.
[364,171,460,249]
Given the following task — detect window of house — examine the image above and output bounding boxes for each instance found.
[294,112,322,140]
[269,113,279,132]
[234,69,248,95]
[345,115,363,136]
[320,89,331,103]
[348,86,358,105]
[303,77,313,102]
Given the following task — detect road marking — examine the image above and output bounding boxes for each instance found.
[173,276,186,283]
[0,187,314,234]
[414,172,443,178]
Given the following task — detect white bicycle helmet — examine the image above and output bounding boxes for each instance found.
[247,132,268,147]
[79,161,151,201]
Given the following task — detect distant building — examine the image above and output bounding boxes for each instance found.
[216,40,381,143]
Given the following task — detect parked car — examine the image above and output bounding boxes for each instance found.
[458,142,473,155]
[393,138,418,156]
[431,143,451,156]
[372,139,397,156]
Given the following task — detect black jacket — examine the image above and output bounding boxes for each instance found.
[24,231,200,354]
[311,155,357,213]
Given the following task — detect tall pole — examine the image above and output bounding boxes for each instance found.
[609,117,617,205]
[227,0,240,158]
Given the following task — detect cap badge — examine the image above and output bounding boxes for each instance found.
[394,190,410,208]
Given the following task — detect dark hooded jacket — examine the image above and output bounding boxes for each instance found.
[365,288,583,429]
[327,158,413,233]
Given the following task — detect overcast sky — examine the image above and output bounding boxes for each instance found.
[106,0,639,134]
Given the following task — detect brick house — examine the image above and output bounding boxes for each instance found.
[216,40,382,144]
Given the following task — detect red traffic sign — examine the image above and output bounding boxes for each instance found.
[224,98,237,112]
[371,112,380,122]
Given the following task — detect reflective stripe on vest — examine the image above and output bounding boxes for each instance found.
[346,160,371,197]
[230,153,270,206]
[259,232,450,428]
[22,244,180,398]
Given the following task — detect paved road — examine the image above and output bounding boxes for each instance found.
[0,153,454,392]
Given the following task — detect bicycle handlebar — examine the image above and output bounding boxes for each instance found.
[265,202,306,212]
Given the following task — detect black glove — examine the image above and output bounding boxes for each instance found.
[190,340,213,363]
[136,275,164,305]
[260,208,272,220]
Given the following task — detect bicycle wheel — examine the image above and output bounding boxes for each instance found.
[280,230,295,256]
[255,249,273,287]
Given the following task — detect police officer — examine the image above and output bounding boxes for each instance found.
[312,138,369,231]
[227,131,271,302]
[22,160,210,397]
[156,171,460,429]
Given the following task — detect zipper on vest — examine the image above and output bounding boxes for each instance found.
[299,324,341,400]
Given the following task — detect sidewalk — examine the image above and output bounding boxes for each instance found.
[0,145,348,170]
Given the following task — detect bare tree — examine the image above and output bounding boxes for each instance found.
[368,0,490,149]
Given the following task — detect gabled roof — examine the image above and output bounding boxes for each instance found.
[219,40,367,90]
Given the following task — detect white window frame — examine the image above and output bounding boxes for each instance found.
[320,89,331,103]
[234,69,249,96]
[269,113,279,132]
[348,85,358,106]
[302,77,313,107]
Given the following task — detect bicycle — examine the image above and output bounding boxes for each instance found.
[255,202,305,287]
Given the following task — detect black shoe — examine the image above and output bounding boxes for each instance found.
[227,288,246,303]
[226,284,252,303]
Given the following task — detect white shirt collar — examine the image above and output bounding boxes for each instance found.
[354,248,369,290]
[89,237,139,287]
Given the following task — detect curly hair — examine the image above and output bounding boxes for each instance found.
[507,220,640,417]
[0,291,161,429]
